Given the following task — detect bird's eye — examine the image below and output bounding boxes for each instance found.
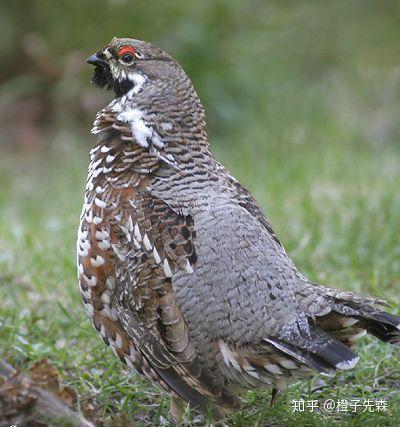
[121,53,134,63]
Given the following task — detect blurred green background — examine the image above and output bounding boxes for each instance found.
[1,0,399,425]
[2,0,400,149]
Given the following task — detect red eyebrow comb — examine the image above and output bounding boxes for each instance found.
[118,46,136,56]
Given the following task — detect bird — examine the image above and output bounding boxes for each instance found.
[78,37,400,422]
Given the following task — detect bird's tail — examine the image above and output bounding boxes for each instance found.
[267,284,399,374]
[353,310,400,344]
[310,284,400,347]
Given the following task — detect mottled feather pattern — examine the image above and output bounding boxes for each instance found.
[78,38,400,418]
[78,131,237,409]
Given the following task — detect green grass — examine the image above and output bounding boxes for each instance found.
[1,2,400,425]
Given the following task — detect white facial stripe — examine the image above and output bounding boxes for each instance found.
[126,72,146,95]
[109,60,147,97]
[103,49,112,59]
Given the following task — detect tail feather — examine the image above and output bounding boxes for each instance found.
[274,281,400,380]
[304,282,400,346]
[268,309,400,374]
[266,327,359,373]
[356,311,400,344]
[311,336,359,370]
[265,337,332,373]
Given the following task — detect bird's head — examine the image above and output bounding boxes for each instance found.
[86,38,174,98]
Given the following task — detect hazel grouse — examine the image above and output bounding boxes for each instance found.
[78,38,400,420]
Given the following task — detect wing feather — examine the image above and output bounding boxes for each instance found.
[110,185,238,409]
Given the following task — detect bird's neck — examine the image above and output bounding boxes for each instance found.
[90,74,212,179]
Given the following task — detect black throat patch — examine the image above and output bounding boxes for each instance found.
[92,65,135,97]
[92,63,113,90]
[113,78,135,98]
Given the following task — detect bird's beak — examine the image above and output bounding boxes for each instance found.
[86,54,108,66]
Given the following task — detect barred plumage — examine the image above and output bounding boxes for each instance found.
[78,38,400,420]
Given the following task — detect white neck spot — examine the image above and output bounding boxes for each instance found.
[126,72,147,96]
